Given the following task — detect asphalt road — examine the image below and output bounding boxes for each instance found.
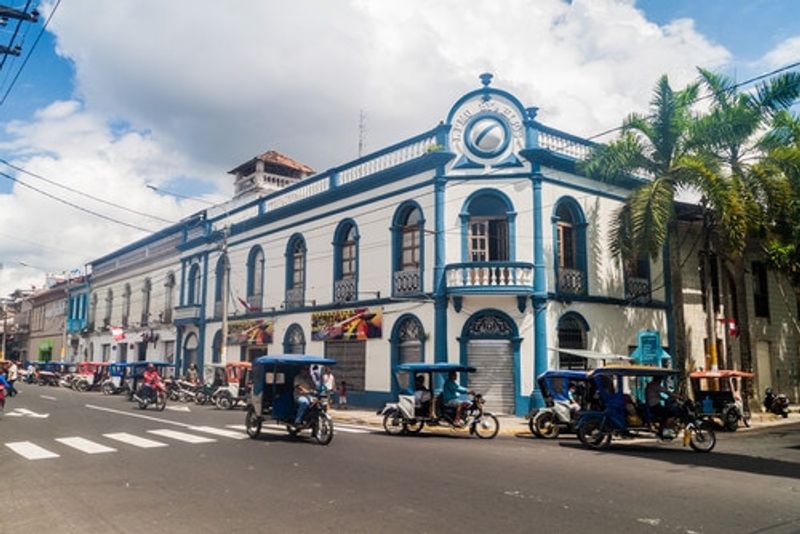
[2,383,799,534]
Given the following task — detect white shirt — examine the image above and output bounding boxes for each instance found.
[8,363,18,381]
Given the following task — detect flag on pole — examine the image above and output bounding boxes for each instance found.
[111,326,126,342]
[237,296,253,312]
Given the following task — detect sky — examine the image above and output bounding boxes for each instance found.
[0,0,799,295]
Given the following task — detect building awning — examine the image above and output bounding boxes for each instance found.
[549,347,632,362]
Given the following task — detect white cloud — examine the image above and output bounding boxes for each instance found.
[759,36,800,70]
[1,0,733,294]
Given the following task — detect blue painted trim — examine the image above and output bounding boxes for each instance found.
[390,201,426,297]
[332,219,359,301]
[458,187,517,263]
[463,112,511,159]
[187,263,201,305]
[214,254,226,314]
[175,327,184,373]
[389,313,426,395]
[433,167,448,364]
[531,167,548,410]
[211,329,223,364]
[546,292,668,309]
[458,308,526,416]
[341,390,393,409]
[89,216,201,267]
[198,253,209,369]
[246,245,265,306]
[284,233,307,306]
[552,195,588,295]
[179,260,187,305]
[445,86,528,126]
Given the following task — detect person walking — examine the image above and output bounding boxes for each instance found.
[321,366,336,404]
[7,360,18,397]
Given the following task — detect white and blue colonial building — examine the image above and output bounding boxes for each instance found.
[153,74,669,415]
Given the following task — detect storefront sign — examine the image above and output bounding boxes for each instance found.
[227,319,274,346]
[311,307,382,341]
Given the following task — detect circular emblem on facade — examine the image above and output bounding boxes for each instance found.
[464,115,510,159]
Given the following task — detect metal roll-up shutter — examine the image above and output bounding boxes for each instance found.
[324,340,366,392]
[467,339,515,414]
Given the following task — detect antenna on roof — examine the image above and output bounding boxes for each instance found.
[358,109,366,158]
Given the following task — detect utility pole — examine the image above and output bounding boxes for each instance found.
[702,204,719,372]
[220,225,230,363]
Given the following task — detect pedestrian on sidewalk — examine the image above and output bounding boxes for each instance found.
[7,360,19,397]
[321,366,336,401]
[338,380,347,409]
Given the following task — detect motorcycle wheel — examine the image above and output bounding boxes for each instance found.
[722,407,740,432]
[528,417,537,436]
[216,392,233,410]
[101,382,114,396]
[577,418,611,450]
[245,408,262,439]
[195,391,207,405]
[156,392,166,412]
[473,413,500,439]
[533,411,560,439]
[406,419,425,434]
[286,425,301,437]
[75,380,89,393]
[313,414,334,446]
[688,421,716,453]
[137,398,147,410]
[382,412,406,435]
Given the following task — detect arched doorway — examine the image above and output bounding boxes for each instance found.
[283,324,306,354]
[183,332,199,372]
[460,309,519,415]
[393,314,424,365]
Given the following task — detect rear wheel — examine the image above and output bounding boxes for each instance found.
[533,411,561,439]
[216,391,233,410]
[723,407,740,432]
[195,391,208,405]
[473,413,500,439]
[688,421,716,452]
[577,418,611,450]
[75,380,89,393]
[406,419,425,434]
[313,414,334,445]
[101,382,114,396]
[245,408,262,439]
[382,412,406,435]
[156,392,167,412]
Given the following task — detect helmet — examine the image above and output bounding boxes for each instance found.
[147,363,156,371]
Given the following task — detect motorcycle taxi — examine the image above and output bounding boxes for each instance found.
[213,362,252,410]
[378,363,500,439]
[128,362,174,401]
[101,363,131,396]
[529,370,590,438]
[72,362,111,392]
[244,355,336,445]
[576,365,716,453]
[689,369,753,430]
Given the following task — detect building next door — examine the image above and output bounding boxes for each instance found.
[461,309,519,415]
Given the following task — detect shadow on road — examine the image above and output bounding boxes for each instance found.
[558,442,800,480]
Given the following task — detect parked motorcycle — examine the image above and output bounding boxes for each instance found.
[764,388,790,418]
[132,384,166,411]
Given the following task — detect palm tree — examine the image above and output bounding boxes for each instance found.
[691,69,800,375]
[580,75,704,381]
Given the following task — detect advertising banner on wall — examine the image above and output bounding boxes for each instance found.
[311,307,382,341]
[227,319,274,346]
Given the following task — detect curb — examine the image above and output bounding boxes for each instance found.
[329,411,530,437]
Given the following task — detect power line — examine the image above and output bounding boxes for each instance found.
[1,159,178,224]
[586,60,800,141]
[0,0,59,107]
[0,170,157,233]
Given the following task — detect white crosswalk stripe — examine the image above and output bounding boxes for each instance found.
[147,429,216,444]
[189,426,248,440]
[55,437,117,454]
[6,441,60,460]
[103,433,168,449]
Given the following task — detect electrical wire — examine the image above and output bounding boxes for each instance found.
[0,170,157,232]
[1,159,178,224]
[0,0,60,106]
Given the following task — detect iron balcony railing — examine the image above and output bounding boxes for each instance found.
[625,276,651,303]
[393,269,422,296]
[557,268,586,296]
[285,287,305,309]
[334,278,357,303]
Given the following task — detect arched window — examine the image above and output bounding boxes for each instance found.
[122,284,131,327]
[141,278,152,326]
[187,264,201,305]
[246,246,265,312]
[283,323,306,354]
[333,220,358,302]
[104,289,114,327]
[557,312,589,370]
[553,197,587,295]
[395,315,423,365]
[163,272,175,323]
[392,202,424,296]
[460,189,515,262]
[285,234,306,309]
[212,329,223,364]
[214,254,228,318]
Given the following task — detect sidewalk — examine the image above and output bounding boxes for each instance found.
[328,406,800,437]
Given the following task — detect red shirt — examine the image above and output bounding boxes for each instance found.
[143,369,161,387]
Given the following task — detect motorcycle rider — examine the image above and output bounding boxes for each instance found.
[0,371,11,411]
[293,366,317,427]
[646,375,680,438]
[443,371,473,427]
[142,363,163,402]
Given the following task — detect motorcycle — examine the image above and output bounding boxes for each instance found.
[132,383,166,411]
[764,388,790,418]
